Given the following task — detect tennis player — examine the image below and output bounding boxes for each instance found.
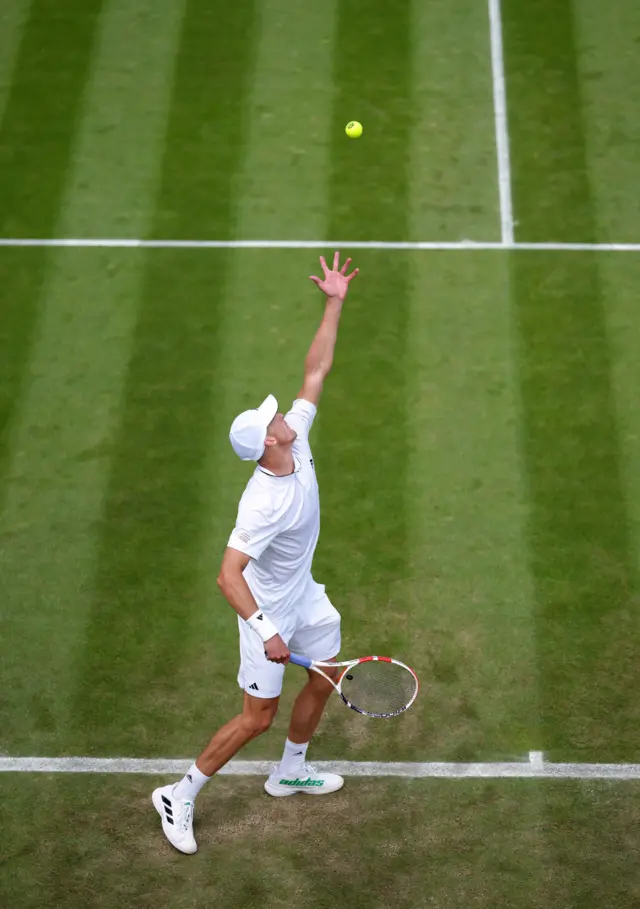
[153,252,359,853]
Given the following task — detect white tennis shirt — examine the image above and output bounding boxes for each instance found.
[227,398,324,620]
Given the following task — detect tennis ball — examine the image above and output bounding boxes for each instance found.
[345,120,363,139]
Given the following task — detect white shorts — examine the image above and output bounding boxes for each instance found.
[237,591,341,699]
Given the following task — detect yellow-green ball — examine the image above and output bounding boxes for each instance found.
[345,120,363,139]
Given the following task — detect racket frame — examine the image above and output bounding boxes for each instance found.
[288,653,419,718]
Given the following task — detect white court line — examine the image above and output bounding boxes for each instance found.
[528,750,545,771]
[515,242,640,251]
[488,0,514,246]
[1,238,640,251]
[2,756,640,779]
[0,238,504,250]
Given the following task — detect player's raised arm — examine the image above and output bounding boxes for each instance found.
[297,251,359,406]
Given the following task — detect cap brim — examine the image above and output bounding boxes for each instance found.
[256,394,278,428]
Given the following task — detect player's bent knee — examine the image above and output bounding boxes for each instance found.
[242,694,278,736]
[240,713,273,737]
[253,713,274,735]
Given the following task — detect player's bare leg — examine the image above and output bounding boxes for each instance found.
[287,659,340,744]
[265,659,344,797]
[195,693,280,776]
[153,694,278,853]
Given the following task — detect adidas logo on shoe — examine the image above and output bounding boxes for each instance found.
[278,778,324,787]
[265,766,343,798]
[161,794,175,825]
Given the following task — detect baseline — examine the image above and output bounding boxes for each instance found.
[2,755,640,780]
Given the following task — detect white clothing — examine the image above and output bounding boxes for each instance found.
[237,590,341,698]
[227,398,325,622]
[227,397,341,697]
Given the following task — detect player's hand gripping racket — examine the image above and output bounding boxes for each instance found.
[289,653,419,718]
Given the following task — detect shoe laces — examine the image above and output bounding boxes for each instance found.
[173,795,194,832]
[302,762,317,777]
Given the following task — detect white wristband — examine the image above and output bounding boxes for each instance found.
[246,610,279,643]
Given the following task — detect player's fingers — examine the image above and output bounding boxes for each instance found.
[319,255,328,276]
[340,257,352,275]
[346,267,360,282]
[332,250,340,271]
[309,275,322,286]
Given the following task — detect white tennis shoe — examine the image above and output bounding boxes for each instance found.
[264,762,344,797]
[152,784,197,854]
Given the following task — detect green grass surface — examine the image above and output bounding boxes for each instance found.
[2,776,640,909]
[2,0,640,906]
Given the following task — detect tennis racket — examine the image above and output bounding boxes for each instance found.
[289,652,419,718]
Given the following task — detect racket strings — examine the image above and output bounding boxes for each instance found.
[340,660,417,717]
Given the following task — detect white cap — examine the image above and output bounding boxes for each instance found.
[229,394,278,461]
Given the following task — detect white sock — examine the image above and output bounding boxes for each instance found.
[279,738,309,775]
[173,762,211,801]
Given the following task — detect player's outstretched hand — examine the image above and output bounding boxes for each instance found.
[264,634,291,664]
[309,251,359,302]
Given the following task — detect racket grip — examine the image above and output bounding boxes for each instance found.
[288,652,313,669]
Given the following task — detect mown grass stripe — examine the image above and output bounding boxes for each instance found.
[0,0,104,501]
[230,0,336,239]
[0,0,31,125]
[69,0,260,756]
[503,0,638,761]
[60,0,187,238]
[0,1,105,237]
[409,0,501,241]
[573,2,640,242]
[149,1,260,241]
[403,253,539,761]
[309,0,415,760]
[600,258,640,567]
[0,0,187,756]
[502,0,594,244]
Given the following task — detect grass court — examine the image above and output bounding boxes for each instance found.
[1,0,640,906]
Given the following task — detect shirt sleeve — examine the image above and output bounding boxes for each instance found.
[227,496,281,560]
[285,398,317,442]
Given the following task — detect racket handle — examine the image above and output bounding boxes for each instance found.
[288,652,312,669]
